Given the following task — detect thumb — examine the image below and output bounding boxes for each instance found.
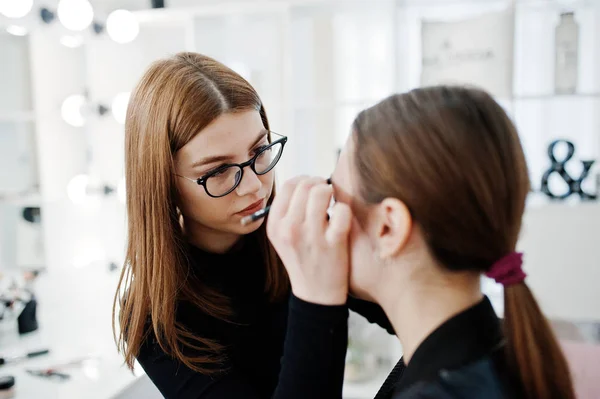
[325,203,352,246]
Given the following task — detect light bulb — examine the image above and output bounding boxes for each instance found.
[61,95,87,127]
[6,25,27,36]
[67,174,89,204]
[106,9,139,44]
[57,0,94,32]
[0,0,33,19]
[111,92,130,124]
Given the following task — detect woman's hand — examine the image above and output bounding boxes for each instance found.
[267,177,352,305]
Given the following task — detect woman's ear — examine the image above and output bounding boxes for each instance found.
[374,198,412,259]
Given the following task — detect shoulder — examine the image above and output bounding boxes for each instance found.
[393,358,513,399]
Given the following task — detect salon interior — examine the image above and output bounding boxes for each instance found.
[1,0,599,398]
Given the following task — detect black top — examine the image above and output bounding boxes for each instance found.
[374,296,520,399]
[137,235,392,399]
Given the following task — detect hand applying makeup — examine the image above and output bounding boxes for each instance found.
[267,176,352,305]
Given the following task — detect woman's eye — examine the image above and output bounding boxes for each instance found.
[201,165,226,178]
[253,144,269,155]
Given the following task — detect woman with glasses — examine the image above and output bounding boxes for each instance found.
[268,86,576,399]
[113,52,391,399]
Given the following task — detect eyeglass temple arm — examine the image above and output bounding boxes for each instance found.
[175,174,199,184]
[269,131,285,139]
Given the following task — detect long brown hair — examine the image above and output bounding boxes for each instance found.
[352,86,575,399]
[113,52,289,374]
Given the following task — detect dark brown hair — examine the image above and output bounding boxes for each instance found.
[352,86,575,399]
[113,52,289,375]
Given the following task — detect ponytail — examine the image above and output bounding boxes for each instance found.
[504,283,576,399]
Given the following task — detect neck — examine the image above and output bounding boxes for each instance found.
[184,219,242,254]
[377,268,483,364]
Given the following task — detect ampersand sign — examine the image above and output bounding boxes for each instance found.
[541,140,597,200]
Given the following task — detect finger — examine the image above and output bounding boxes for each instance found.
[269,175,309,223]
[306,184,333,236]
[325,203,352,246]
[286,177,327,227]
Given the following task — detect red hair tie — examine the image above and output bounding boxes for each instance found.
[486,252,526,286]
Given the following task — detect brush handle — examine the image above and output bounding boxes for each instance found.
[0,349,49,365]
[27,349,49,358]
[240,206,271,226]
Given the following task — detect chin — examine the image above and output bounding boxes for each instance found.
[235,217,265,235]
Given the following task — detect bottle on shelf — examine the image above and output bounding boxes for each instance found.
[554,11,579,94]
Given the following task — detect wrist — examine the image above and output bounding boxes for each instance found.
[291,286,348,306]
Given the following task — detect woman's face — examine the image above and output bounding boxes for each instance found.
[332,134,414,302]
[331,136,381,301]
[174,110,274,239]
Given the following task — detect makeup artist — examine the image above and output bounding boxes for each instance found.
[113,52,392,399]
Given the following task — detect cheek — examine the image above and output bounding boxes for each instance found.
[348,220,378,300]
[177,182,231,221]
[259,172,274,197]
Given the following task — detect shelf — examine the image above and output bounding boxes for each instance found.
[399,0,595,6]
[0,111,36,123]
[289,93,600,110]
[0,190,42,206]
[509,93,600,101]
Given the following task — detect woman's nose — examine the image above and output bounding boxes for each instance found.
[235,168,262,196]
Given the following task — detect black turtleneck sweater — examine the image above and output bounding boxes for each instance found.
[374,296,520,399]
[137,235,392,399]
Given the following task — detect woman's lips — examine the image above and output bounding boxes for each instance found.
[237,199,265,216]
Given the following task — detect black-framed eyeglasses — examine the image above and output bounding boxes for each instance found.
[176,132,287,198]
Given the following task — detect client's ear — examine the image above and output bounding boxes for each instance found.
[374,198,412,259]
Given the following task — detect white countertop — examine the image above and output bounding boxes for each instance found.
[0,267,142,399]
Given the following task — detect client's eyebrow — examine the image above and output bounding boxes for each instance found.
[327,176,337,202]
[191,129,269,168]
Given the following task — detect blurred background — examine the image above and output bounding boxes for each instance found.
[1,0,599,398]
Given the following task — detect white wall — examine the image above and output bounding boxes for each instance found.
[28,23,91,270]
[0,32,38,270]
[0,32,31,114]
[518,203,600,321]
